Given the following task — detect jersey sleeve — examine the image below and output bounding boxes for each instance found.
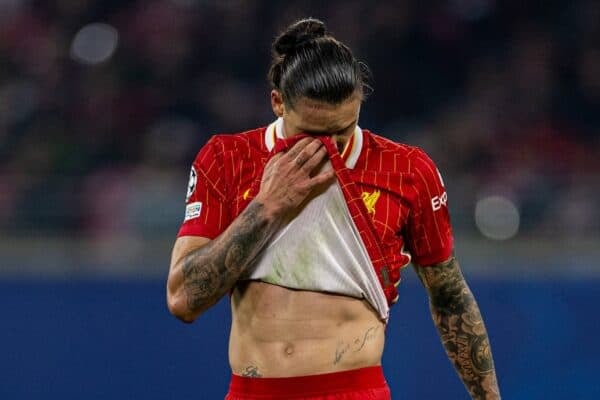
[405,148,454,266]
[177,136,232,239]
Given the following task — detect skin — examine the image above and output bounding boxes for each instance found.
[166,89,500,398]
[413,257,501,399]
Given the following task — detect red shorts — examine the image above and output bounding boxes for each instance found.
[224,366,390,400]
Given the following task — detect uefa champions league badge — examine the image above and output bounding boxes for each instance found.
[186,166,197,202]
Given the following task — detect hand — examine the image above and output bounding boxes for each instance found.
[255,137,335,218]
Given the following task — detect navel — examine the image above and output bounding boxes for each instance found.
[284,343,295,357]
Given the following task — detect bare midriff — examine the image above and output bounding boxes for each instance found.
[229,280,385,378]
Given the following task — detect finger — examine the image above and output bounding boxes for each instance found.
[301,145,328,173]
[292,140,323,167]
[264,152,283,168]
[286,137,317,159]
[307,168,336,186]
[269,152,283,161]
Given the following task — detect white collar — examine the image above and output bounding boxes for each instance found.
[264,117,363,169]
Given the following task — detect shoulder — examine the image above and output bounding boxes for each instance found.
[191,126,269,169]
[193,126,270,164]
[205,126,269,153]
[361,129,437,173]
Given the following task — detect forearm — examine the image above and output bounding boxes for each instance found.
[429,283,500,399]
[171,200,280,319]
[168,137,334,321]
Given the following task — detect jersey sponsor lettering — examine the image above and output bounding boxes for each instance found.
[431,191,448,211]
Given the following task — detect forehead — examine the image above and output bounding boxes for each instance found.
[290,94,361,132]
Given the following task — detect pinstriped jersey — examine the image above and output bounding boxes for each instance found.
[178,119,454,306]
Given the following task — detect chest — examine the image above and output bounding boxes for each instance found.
[226,153,410,246]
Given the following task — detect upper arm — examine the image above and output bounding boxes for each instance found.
[166,235,212,320]
[413,256,472,316]
[169,235,212,277]
[178,136,232,239]
[167,136,232,321]
[404,149,454,266]
[413,256,461,292]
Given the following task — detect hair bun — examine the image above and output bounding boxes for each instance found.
[274,18,327,56]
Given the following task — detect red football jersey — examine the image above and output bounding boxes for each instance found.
[179,120,454,304]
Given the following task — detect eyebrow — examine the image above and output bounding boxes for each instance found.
[301,119,357,135]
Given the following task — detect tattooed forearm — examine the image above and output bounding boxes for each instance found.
[182,201,279,313]
[414,258,501,399]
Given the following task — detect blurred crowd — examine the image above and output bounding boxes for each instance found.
[0,0,598,240]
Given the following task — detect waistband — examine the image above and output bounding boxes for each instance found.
[228,366,387,397]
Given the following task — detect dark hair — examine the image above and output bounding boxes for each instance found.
[268,18,371,107]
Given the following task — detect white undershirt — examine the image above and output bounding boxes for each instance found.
[243,161,390,321]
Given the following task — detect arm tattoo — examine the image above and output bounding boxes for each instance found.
[415,258,501,399]
[182,201,277,312]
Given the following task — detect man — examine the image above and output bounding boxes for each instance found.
[167,18,501,399]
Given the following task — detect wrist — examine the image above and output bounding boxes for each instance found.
[251,196,283,222]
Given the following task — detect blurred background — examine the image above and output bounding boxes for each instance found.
[0,0,598,399]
